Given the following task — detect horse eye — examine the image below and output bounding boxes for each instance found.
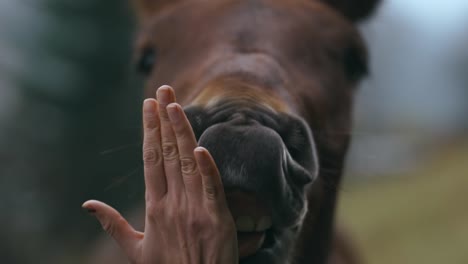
[343,46,368,82]
[136,48,157,76]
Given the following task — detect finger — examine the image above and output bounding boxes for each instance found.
[156,85,185,194]
[82,200,143,257]
[193,147,228,212]
[142,99,166,201]
[167,103,202,197]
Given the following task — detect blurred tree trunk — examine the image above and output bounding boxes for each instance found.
[0,1,143,263]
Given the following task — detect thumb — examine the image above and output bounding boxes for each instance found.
[82,200,143,257]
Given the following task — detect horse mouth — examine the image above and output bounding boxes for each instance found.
[225,191,275,259]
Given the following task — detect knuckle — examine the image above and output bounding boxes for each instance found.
[164,198,183,218]
[144,118,159,130]
[180,157,198,176]
[199,164,218,179]
[174,126,190,139]
[162,142,179,160]
[187,216,204,236]
[189,221,202,236]
[159,111,171,122]
[102,217,123,238]
[146,201,164,223]
[146,210,158,224]
[142,147,161,166]
[145,192,151,203]
[167,209,184,226]
[204,185,218,200]
[102,221,114,235]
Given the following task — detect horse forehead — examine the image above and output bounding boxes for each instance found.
[145,0,338,36]
[138,0,349,70]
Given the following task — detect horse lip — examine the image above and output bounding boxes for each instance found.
[225,188,305,231]
[239,226,294,264]
[225,190,272,221]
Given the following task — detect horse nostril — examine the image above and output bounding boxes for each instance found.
[287,158,316,186]
[278,114,319,184]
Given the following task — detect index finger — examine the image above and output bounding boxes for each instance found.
[194,147,228,213]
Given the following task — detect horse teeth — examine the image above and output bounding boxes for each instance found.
[235,216,255,232]
[256,216,272,232]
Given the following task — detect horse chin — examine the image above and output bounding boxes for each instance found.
[225,192,295,263]
[239,226,297,264]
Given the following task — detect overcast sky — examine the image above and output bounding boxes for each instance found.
[357,0,468,132]
[348,0,468,175]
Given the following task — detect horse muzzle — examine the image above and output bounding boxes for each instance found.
[185,100,319,261]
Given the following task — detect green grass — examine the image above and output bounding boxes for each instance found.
[337,142,468,264]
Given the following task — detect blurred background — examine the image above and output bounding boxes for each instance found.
[0,0,466,263]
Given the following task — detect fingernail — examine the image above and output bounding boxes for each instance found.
[157,86,171,105]
[143,99,156,113]
[167,103,181,123]
[83,207,96,215]
[194,147,206,154]
[194,147,209,166]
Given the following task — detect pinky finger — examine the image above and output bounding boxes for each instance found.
[193,147,227,211]
[82,200,143,259]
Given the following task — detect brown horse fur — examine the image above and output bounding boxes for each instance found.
[88,0,380,263]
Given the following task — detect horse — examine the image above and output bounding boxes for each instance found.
[88,0,380,263]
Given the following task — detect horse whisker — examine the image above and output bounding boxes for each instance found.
[104,166,143,191]
[100,142,141,155]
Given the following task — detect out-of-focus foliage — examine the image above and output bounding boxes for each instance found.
[339,142,468,264]
[0,1,143,263]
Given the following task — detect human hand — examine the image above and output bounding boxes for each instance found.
[83,85,238,264]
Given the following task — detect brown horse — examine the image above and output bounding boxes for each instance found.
[89,0,380,263]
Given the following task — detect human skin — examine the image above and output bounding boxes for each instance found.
[82,85,238,264]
